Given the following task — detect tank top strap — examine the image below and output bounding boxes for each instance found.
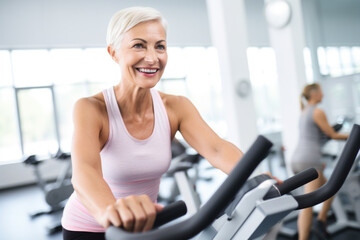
[150,89,171,136]
[102,87,120,123]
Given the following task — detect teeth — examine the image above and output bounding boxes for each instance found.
[138,68,157,73]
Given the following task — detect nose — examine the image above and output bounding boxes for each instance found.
[144,48,159,64]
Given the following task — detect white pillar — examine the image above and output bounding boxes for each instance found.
[264,0,308,170]
[302,0,324,82]
[206,0,258,151]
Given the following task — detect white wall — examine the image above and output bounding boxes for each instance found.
[318,0,360,46]
[1,0,359,49]
[0,0,212,48]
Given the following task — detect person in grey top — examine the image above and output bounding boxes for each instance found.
[291,83,348,240]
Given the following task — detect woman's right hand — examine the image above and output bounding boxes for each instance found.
[98,194,164,232]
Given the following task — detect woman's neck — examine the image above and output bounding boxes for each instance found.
[114,81,153,118]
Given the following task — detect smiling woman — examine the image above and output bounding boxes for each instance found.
[107,19,168,90]
[61,6,244,240]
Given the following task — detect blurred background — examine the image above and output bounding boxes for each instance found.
[0,0,359,239]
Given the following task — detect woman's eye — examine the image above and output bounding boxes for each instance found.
[133,43,144,48]
[157,45,166,50]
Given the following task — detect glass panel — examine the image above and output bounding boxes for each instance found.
[303,47,314,82]
[317,47,329,76]
[161,77,188,96]
[11,50,52,87]
[352,47,360,72]
[17,88,58,155]
[54,84,88,152]
[83,48,121,84]
[162,47,185,79]
[339,47,354,75]
[161,47,225,136]
[182,47,219,122]
[49,48,86,85]
[0,50,13,87]
[326,47,342,77]
[247,47,281,133]
[0,88,21,162]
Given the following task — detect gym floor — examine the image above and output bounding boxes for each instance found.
[1,157,360,240]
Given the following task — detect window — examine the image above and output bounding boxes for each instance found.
[0,88,21,162]
[352,47,360,72]
[317,46,360,77]
[0,47,224,163]
[17,87,58,155]
[304,47,314,83]
[326,47,342,77]
[318,47,329,76]
[247,47,282,133]
[12,50,52,87]
[160,47,226,137]
[0,51,12,87]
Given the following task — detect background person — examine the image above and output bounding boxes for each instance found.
[290,83,349,240]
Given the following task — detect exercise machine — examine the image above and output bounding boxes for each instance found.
[158,139,209,216]
[326,150,360,235]
[23,149,73,234]
[278,120,352,238]
[105,124,360,240]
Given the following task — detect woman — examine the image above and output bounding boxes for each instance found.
[61,7,245,240]
[291,83,348,240]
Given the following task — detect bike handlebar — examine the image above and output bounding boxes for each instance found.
[294,124,360,209]
[106,124,360,239]
[106,135,273,240]
[264,167,319,199]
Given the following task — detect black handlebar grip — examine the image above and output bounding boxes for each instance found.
[153,201,187,229]
[264,168,318,199]
[295,124,360,209]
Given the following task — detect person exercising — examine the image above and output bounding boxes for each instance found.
[290,83,349,240]
[61,7,249,240]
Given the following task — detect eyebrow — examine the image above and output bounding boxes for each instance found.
[131,38,166,44]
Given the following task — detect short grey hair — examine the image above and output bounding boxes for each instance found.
[106,7,168,49]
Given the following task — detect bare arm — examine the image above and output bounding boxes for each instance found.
[71,98,159,232]
[174,96,243,174]
[71,98,118,227]
[313,108,348,140]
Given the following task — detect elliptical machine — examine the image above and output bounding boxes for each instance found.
[23,149,73,234]
[158,139,209,216]
[105,124,360,240]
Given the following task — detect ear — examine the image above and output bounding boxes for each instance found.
[107,45,119,63]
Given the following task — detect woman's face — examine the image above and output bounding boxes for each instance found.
[311,86,323,103]
[114,20,167,89]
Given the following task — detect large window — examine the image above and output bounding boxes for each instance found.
[247,47,282,133]
[5,45,356,163]
[0,48,118,163]
[318,46,360,77]
[0,47,225,163]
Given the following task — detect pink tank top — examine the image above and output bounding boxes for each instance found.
[62,87,172,232]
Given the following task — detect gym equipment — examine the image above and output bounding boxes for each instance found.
[327,149,360,235]
[278,120,351,238]
[105,123,360,240]
[23,149,73,234]
[158,139,207,216]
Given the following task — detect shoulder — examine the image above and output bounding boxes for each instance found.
[312,107,327,122]
[158,91,193,111]
[313,107,325,117]
[73,92,107,120]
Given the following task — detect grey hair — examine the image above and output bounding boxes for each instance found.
[106,7,168,49]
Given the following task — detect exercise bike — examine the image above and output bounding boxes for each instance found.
[158,139,210,216]
[105,123,360,240]
[23,149,73,234]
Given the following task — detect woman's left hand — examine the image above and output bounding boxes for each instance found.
[264,172,283,184]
